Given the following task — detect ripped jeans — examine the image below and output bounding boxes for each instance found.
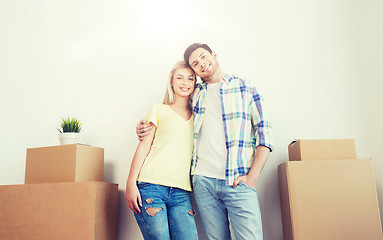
[134,182,198,240]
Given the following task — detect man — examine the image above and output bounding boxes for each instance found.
[137,43,273,240]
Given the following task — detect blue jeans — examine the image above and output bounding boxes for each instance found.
[193,175,263,240]
[134,182,198,240]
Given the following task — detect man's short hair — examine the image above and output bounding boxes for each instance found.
[184,43,213,68]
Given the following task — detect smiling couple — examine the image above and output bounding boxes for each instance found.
[125,43,274,240]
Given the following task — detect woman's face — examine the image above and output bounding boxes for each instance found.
[172,67,195,98]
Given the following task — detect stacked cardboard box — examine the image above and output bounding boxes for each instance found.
[25,144,104,183]
[279,139,383,240]
[0,144,119,240]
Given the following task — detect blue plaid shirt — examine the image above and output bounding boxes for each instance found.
[191,74,274,185]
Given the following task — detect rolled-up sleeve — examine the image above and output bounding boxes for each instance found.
[249,85,274,152]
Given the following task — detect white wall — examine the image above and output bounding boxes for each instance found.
[1,1,382,239]
[353,0,383,230]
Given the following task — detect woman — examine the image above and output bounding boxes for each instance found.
[125,61,198,240]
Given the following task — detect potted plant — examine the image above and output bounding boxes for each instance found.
[57,116,82,145]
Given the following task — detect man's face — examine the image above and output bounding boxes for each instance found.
[188,48,218,79]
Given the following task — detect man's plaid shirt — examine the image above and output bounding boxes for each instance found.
[191,74,274,185]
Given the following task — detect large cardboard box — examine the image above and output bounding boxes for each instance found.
[288,139,357,161]
[25,144,104,183]
[278,159,383,240]
[0,181,119,240]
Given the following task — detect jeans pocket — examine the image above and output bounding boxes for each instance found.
[238,182,257,193]
[136,181,150,187]
[192,175,199,186]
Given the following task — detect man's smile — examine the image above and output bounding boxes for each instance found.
[202,63,210,73]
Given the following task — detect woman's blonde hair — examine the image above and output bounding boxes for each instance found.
[163,61,195,105]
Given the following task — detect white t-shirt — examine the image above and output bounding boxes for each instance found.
[194,82,227,180]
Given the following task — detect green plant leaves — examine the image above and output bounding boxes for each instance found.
[58,116,82,133]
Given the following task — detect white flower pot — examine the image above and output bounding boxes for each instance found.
[59,132,80,145]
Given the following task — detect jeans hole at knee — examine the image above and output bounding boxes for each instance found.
[187,210,196,216]
[145,207,163,216]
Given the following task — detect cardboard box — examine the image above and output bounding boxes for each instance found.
[278,159,382,240]
[0,181,119,240]
[288,139,357,161]
[25,144,104,183]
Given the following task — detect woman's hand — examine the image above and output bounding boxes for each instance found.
[125,181,142,214]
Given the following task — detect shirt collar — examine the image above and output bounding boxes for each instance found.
[199,73,231,87]
[222,74,232,84]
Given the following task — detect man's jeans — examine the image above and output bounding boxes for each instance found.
[193,175,263,240]
[134,182,198,240]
